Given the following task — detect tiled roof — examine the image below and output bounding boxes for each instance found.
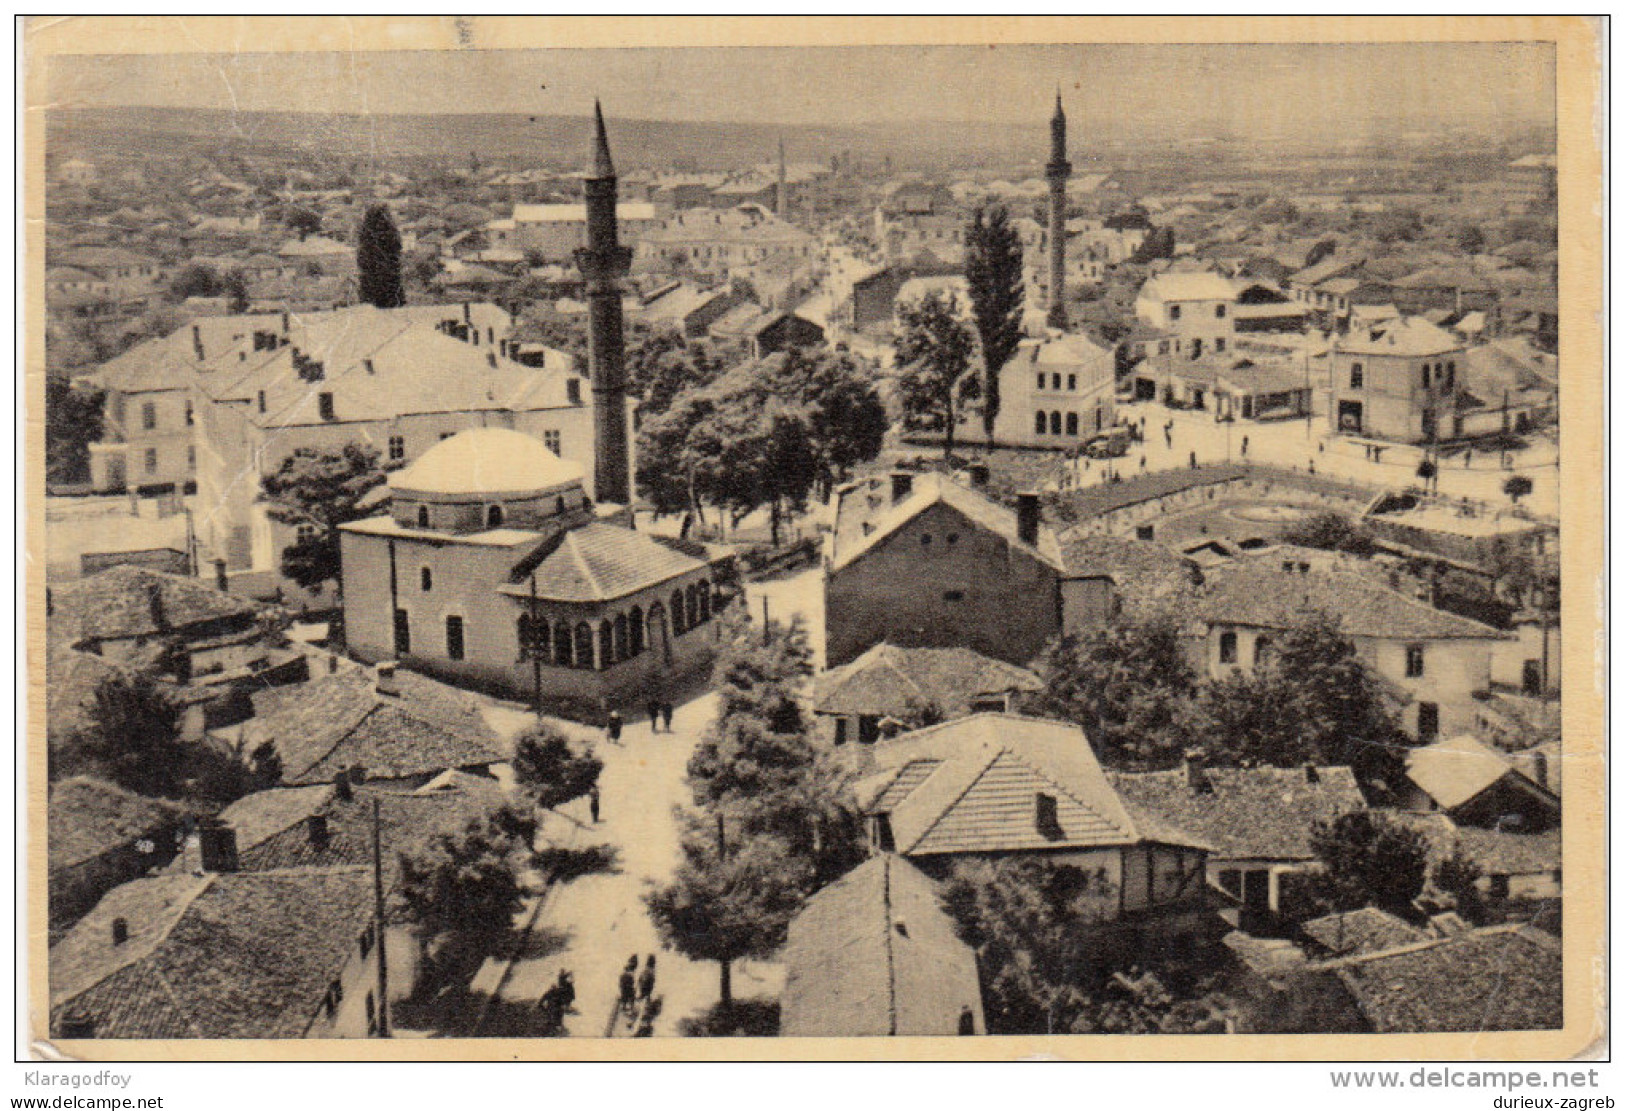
[46,646,128,738]
[859,714,1206,857]
[50,567,259,646]
[1190,565,1505,641]
[1141,271,1237,303]
[238,669,505,785]
[1057,534,1194,587]
[1301,907,1427,958]
[49,778,186,871]
[812,644,1041,719]
[1336,317,1462,358]
[1331,925,1562,1033]
[390,428,584,499]
[1405,734,1538,813]
[780,854,983,1037]
[1452,826,1561,877]
[829,472,1065,575]
[1109,765,1367,862]
[506,522,717,603]
[50,867,375,1038]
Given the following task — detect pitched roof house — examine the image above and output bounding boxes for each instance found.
[812,642,1042,747]
[1400,733,1559,832]
[48,779,188,940]
[780,854,984,1037]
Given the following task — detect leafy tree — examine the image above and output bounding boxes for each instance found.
[1278,512,1375,556]
[763,347,888,498]
[1304,238,1338,268]
[940,858,1119,1034]
[285,208,322,239]
[1025,616,1199,768]
[63,672,187,797]
[636,390,718,519]
[166,263,222,302]
[511,724,602,811]
[357,204,406,309]
[396,814,529,946]
[645,812,812,1007]
[1366,208,1424,244]
[965,203,1025,439]
[1072,969,1235,1034]
[1432,846,1486,922]
[45,373,104,485]
[1129,227,1176,264]
[894,290,976,459]
[1503,475,1533,504]
[1309,810,1428,915]
[1457,224,1487,255]
[690,390,819,546]
[260,444,387,592]
[221,269,250,314]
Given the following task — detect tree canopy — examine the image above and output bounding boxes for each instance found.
[357,204,406,309]
[260,444,387,592]
[965,204,1025,439]
[511,724,602,812]
[894,290,977,459]
[1309,809,1429,915]
[395,809,532,942]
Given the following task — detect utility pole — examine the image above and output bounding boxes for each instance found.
[761,594,771,644]
[530,573,542,716]
[372,797,391,1038]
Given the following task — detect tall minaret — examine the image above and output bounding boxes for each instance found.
[776,137,788,218]
[1045,91,1073,330]
[575,101,633,506]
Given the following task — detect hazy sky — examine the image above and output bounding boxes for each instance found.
[48,42,1554,133]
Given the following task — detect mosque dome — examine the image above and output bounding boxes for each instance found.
[391,428,585,503]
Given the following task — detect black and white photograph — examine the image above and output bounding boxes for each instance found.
[18,16,1604,1069]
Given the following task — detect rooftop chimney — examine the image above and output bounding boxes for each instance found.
[281,311,291,335]
[306,813,330,851]
[965,462,990,488]
[213,558,229,592]
[192,324,204,361]
[146,581,168,631]
[1016,493,1041,548]
[111,917,129,946]
[1035,792,1063,840]
[334,769,353,801]
[890,472,914,505]
[195,820,239,873]
[1304,763,1320,784]
[375,661,399,696]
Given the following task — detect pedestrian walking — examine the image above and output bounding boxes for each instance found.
[638,955,656,1001]
[588,783,600,824]
[605,710,623,745]
[1188,450,1197,470]
[1464,449,1473,468]
[558,970,576,1013]
[646,697,662,733]
[660,701,674,733]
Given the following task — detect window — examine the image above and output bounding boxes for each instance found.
[388,435,405,461]
[1444,361,1456,390]
[945,533,958,546]
[834,718,848,746]
[598,620,615,668]
[556,495,567,516]
[943,590,965,602]
[517,613,536,661]
[141,402,156,430]
[318,392,336,421]
[1049,411,1062,435]
[574,623,594,668]
[184,401,194,426]
[440,432,455,441]
[614,614,629,661]
[1421,363,1432,388]
[296,523,317,546]
[187,446,196,471]
[1215,337,1226,353]
[1215,304,1227,319]
[543,430,562,455]
[1417,701,1439,740]
[144,448,158,474]
[566,378,582,405]
[1169,304,1182,321]
[1065,412,1079,436]
[1052,373,1064,391]
[1035,411,1047,435]
[858,716,881,744]
[1254,636,1271,665]
[920,533,932,547]
[1350,363,1363,389]
[554,621,574,667]
[444,616,465,660]
[420,567,432,592]
[1036,373,1045,392]
[487,505,505,528]
[1191,338,1204,359]
[1405,643,1425,678]
[671,589,687,633]
[393,609,411,655]
[1218,630,1238,664]
[257,390,266,414]
[416,505,430,528]
[1066,374,1077,391]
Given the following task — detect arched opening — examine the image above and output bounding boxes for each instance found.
[599,620,615,668]
[416,505,430,528]
[1049,411,1062,435]
[517,613,534,661]
[1035,411,1047,435]
[648,603,672,666]
[614,613,629,661]
[697,582,711,622]
[574,622,593,669]
[554,621,573,668]
[629,605,645,654]
[1218,630,1238,665]
[686,583,701,626]
[420,567,432,592]
[1065,412,1078,436]
[671,589,687,635]
[487,504,505,528]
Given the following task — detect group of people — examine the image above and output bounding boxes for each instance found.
[538,969,576,1033]
[602,698,675,746]
[618,954,660,1037]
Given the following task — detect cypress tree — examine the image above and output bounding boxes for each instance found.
[357,203,406,308]
[965,204,1025,440]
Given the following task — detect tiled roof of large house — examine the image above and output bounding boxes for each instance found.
[1140,271,1238,303]
[812,644,1041,720]
[829,472,1065,575]
[780,854,983,1037]
[1329,925,1562,1033]
[855,714,1208,858]
[1187,565,1506,641]
[1405,733,1550,813]
[49,567,259,647]
[391,428,585,500]
[238,668,505,785]
[1452,825,1561,878]
[48,778,186,872]
[50,867,374,1039]
[1336,317,1462,358]
[1057,533,1196,589]
[1301,907,1428,959]
[1109,764,1367,862]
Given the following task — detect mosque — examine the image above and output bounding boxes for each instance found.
[339,106,735,714]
